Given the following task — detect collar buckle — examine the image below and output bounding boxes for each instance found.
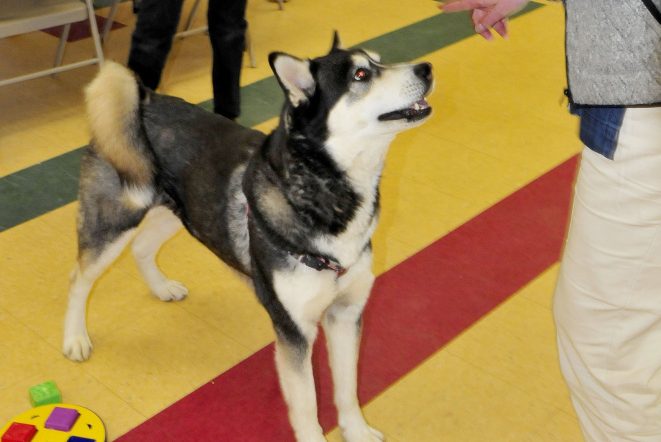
[296,253,348,277]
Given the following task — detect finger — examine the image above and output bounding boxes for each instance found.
[479,28,494,40]
[440,0,496,13]
[471,7,486,25]
[477,0,528,30]
[472,9,494,40]
[471,9,493,41]
[492,18,508,38]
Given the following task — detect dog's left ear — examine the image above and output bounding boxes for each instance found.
[269,52,315,107]
[330,30,343,52]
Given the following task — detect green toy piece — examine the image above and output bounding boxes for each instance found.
[29,380,62,407]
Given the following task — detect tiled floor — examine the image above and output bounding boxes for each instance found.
[0,1,584,440]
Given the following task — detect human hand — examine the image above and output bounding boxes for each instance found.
[439,0,530,40]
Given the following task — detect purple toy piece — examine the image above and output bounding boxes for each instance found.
[44,407,80,432]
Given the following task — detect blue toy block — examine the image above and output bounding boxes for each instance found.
[67,437,95,442]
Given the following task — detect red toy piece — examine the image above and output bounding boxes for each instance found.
[1,422,37,442]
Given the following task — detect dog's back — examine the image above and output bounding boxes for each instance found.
[85,62,263,208]
[82,62,264,272]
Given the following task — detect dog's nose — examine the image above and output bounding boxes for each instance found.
[414,62,433,82]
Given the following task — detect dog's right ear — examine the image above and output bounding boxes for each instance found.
[269,52,315,107]
[330,31,343,52]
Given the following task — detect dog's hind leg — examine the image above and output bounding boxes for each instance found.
[131,206,187,301]
[64,153,150,361]
[64,228,138,361]
[322,253,384,442]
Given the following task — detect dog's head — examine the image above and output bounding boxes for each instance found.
[269,32,434,143]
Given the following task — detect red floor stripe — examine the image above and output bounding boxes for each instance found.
[117,156,578,441]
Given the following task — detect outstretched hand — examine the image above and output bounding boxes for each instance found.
[439,0,530,40]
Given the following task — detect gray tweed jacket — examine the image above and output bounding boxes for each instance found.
[565,0,661,106]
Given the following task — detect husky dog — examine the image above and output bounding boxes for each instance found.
[63,33,432,441]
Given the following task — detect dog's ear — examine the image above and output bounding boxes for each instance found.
[269,52,315,107]
[330,30,343,52]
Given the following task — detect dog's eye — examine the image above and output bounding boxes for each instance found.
[353,68,371,82]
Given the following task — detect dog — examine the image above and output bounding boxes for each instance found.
[63,33,433,442]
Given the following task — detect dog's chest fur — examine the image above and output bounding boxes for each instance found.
[312,157,381,266]
[285,141,380,267]
[245,135,380,271]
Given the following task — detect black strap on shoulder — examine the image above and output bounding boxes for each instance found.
[641,0,661,24]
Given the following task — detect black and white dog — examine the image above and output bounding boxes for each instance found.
[63,34,432,441]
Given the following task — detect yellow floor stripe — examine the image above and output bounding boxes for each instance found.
[374,4,577,271]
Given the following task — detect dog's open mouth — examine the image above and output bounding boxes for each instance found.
[378,98,432,122]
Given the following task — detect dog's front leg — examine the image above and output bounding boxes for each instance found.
[275,334,326,442]
[323,258,384,442]
[252,258,331,442]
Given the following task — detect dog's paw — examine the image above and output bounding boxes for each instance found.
[152,279,188,301]
[298,433,327,442]
[63,333,93,362]
[293,426,327,442]
[343,425,384,442]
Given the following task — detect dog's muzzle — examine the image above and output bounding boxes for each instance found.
[378,62,433,122]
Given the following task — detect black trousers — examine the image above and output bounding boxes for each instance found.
[127,0,247,119]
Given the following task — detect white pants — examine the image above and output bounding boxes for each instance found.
[554,106,661,441]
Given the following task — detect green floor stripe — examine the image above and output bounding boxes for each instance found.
[0,149,83,231]
[0,3,543,232]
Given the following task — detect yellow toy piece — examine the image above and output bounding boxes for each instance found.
[1,404,105,442]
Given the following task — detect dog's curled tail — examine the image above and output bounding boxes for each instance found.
[85,61,154,208]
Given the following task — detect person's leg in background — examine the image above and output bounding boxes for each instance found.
[554,107,661,441]
[207,0,248,119]
[128,0,184,90]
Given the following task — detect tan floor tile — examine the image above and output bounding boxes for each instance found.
[535,408,584,442]
[359,351,558,441]
[1,3,582,440]
[79,303,252,417]
[444,294,573,413]
[518,263,561,310]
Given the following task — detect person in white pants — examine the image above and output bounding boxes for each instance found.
[555,107,661,441]
[439,0,661,440]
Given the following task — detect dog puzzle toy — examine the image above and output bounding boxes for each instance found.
[1,405,105,442]
[28,381,61,407]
